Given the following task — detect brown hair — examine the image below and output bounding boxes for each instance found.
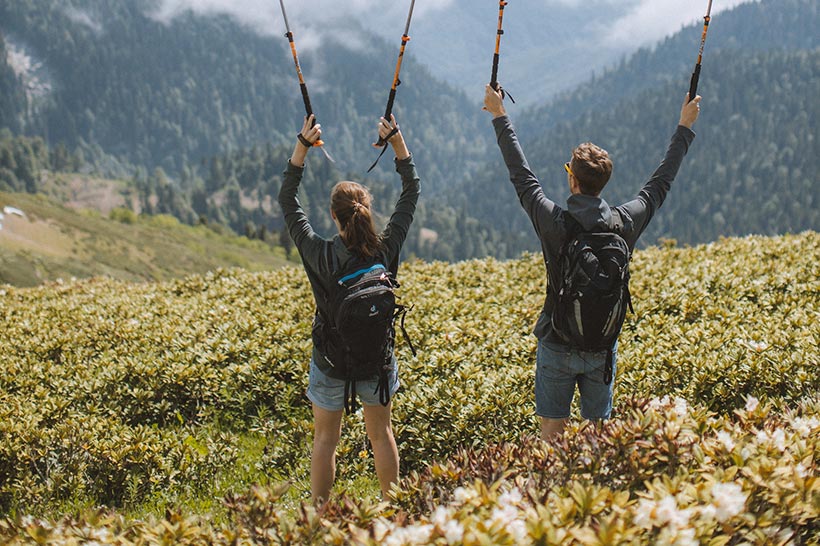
[570,142,613,196]
[330,181,381,258]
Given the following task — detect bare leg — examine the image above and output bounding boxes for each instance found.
[362,402,399,499]
[540,416,568,440]
[311,403,344,506]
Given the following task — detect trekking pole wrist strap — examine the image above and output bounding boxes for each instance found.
[297,133,314,148]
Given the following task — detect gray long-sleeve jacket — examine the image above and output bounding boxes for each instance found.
[277,156,420,358]
[492,114,695,341]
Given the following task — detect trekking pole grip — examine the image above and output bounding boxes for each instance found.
[688,64,701,102]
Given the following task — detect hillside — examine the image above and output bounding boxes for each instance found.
[0,0,489,183]
[457,0,819,255]
[0,0,816,265]
[0,191,291,286]
[0,232,817,542]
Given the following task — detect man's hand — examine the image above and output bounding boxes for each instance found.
[379,114,410,161]
[679,93,701,129]
[291,114,321,167]
[484,84,506,118]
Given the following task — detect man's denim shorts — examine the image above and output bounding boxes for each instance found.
[535,338,616,420]
[307,357,400,412]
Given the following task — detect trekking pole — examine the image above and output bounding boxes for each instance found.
[688,0,713,101]
[368,0,416,173]
[490,0,515,103]
[279,0,334,162]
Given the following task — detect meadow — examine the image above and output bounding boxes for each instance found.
[0,232,817,544]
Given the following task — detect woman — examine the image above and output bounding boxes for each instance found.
[278,114,420,505]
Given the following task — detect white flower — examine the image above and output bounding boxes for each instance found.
[670,527,698,546]
[699,504,717,521]
[431,506,450,527]
[791,416,820,437]
[386,523,433,546]
[453,486,473,504]
[672,397,689,417]
[649,395,671,411]
[795,463,808,479]
[373,520,392,542]
[442,520,464,544]
[745,396,760,412]
[716,431,735,451]
[498,487,523,507]
[407,524,434,544]
[490,504,519,526]
[740,446,754,461]
[710,482,747,522]
[633,498,656,528]
[507,519,528,543]
[654,496,678,524]
[652,496,691,529]
[771,428,787,452]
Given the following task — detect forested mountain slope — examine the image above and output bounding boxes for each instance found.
[0,0,489,184]
[457,0,819,254]
[0,0,816,262]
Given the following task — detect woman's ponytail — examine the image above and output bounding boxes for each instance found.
[330,181,381,258]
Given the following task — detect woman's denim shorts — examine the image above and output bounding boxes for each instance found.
[307,357,400,412]
[535,338,616,420]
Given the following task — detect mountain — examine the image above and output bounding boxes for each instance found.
[0,0,490,182]
[455,0,819,254]
[0,0,501,262]
[0,0,816,264]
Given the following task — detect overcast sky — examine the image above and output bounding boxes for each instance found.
[151,0,751,47]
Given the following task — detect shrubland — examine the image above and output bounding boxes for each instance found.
[0,232,817,544]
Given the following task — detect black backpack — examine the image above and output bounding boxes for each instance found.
[319,244,415,413]
[551,214,633,384]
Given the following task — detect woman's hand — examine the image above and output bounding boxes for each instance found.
[379,114,410,161]
[291,114,322,167]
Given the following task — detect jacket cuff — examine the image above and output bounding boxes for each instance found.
[286,159,305,175]
[676,125,696,143]
[395,153,415,173]
[492,114,512,136]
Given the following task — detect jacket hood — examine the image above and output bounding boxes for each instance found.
[567,193,613,231]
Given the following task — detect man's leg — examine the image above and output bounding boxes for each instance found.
[540,416,569,439]
[311,403,344,506]
[535,339,576,439]
[362,402,399,498]
[578,348,617,421]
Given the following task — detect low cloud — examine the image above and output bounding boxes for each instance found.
[150,0,453,37]
[591,0,756,48]
[63,6,104,34]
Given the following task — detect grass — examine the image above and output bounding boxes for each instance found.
[0,191,293,286]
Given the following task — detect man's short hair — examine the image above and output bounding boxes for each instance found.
[570,143,613,195]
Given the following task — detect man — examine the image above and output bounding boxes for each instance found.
[484,85,701,438]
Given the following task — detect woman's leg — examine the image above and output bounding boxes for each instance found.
[311,403,344,506]
[362,402,399,498]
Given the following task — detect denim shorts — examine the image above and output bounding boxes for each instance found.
[535,338,616,420]
[307,358,400,412]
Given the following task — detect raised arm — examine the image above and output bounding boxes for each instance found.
[618,94,701,244]
[277,115,326,266]
[485,84,561,238]
[379,115,420,267]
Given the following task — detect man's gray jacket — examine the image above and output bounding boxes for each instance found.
[492,114,696,341]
